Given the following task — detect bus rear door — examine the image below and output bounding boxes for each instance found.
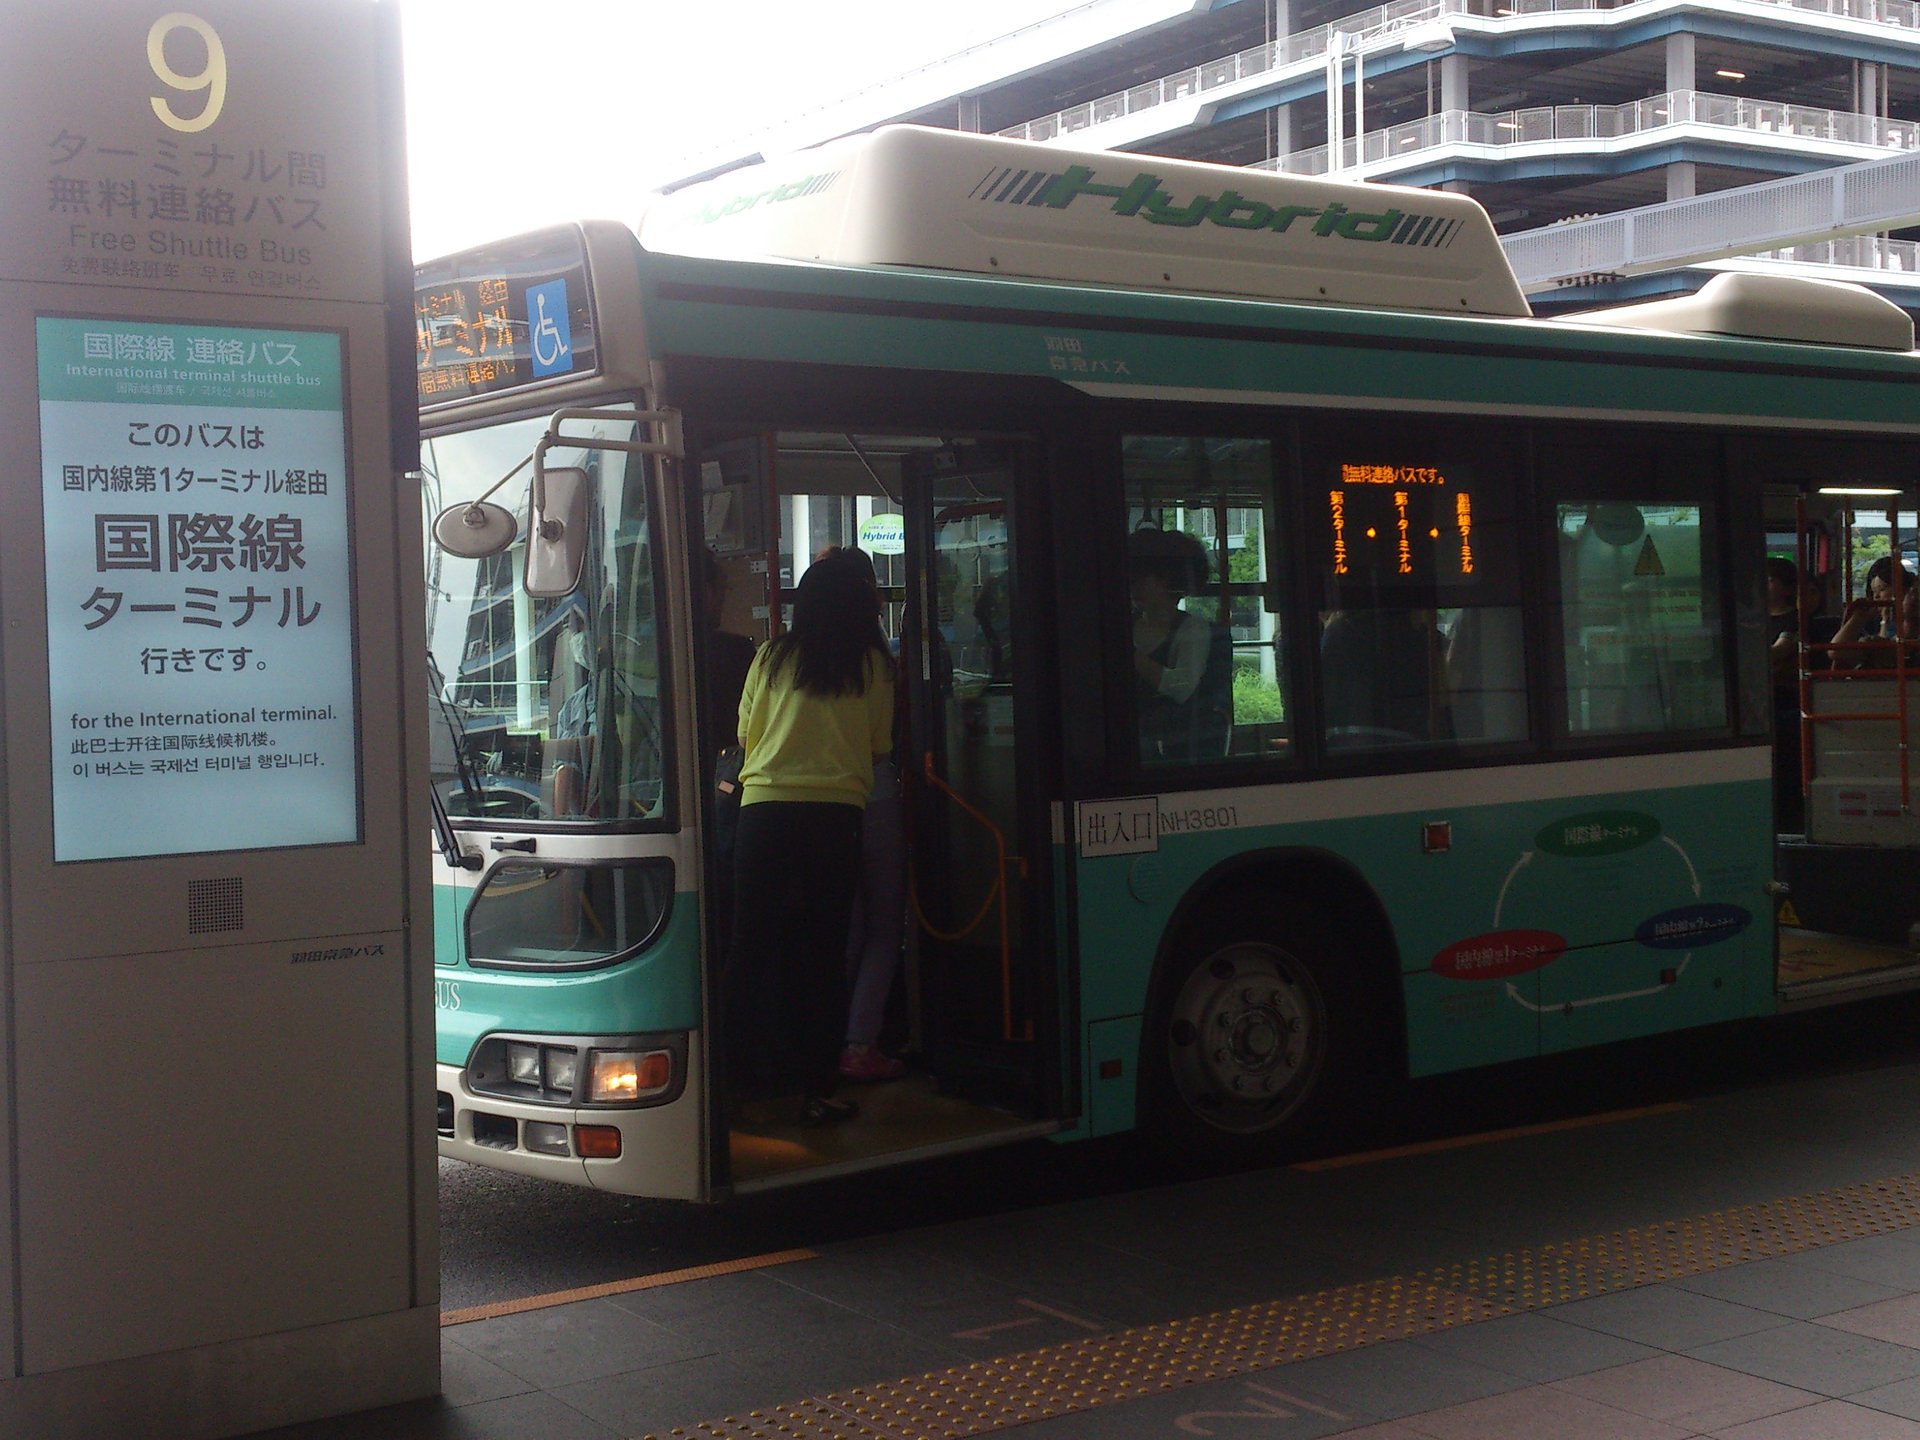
[903,442,1058,1115]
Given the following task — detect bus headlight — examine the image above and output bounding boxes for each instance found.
[468,1031,685,1109]
[501,1041,578,1099]
[506,1041,542,1087]
[588,1048,672,1103]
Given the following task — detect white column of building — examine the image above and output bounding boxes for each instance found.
[1858,61,1886,258]
[1327,31,1347,171]
[1666,31,1697,200]
[1859,61,1885,128]
[1440,52,1470,193]
[1270,0,1293,161]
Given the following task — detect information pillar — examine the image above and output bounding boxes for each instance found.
[0,4,434,1437]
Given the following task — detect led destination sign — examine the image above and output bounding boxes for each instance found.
[414,231,597,406]
[1328,462,1475,582]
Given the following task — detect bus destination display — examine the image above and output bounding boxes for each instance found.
[37,316,361,862]
[415,233,597,407]
[1328,462,1475,583]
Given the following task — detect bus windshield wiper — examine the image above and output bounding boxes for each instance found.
[427,653,484,869]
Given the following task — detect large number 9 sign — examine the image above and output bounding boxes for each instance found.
[147,11,226,133]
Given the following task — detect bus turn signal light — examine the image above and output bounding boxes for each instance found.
[587,1048,674,1102]
[574,1125,622,1159]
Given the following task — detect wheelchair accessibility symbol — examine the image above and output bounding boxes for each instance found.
[526,279,574,378]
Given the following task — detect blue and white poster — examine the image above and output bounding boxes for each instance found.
[37,316,360,861]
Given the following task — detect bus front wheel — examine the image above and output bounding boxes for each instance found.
[1145,901,1374,1166]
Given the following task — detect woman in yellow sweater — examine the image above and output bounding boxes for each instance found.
[728,553,894,1125]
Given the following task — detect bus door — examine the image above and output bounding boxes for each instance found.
[903,443,1051,1111]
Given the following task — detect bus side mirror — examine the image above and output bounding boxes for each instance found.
[431,499,518,558]
[524,464,590,597]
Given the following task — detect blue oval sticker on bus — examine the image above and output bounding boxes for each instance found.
[1635,904,1751,951]
[1432,930,1567,981]
[1536,810,1660,857]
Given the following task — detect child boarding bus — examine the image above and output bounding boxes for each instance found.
[416,125,1920,1200]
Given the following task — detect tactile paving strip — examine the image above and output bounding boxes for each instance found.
[651,1169,1920,1439]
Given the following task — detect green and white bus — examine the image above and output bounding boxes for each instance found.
[416,125,1920,1200]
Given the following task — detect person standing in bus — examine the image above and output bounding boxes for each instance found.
[727,554,894,1126]
[705,548,761,954]
[704,548,758,756]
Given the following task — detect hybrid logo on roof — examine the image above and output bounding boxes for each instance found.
[695,171,842,224]
[974,163,1463,247]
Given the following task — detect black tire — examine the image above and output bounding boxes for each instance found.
[1140,897,1379,1168]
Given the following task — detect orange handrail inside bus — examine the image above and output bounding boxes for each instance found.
[906,750,1032,1043]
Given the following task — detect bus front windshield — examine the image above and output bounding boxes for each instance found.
[422,409,667,824]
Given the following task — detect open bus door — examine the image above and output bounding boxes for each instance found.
[703,429,1062,1193]
[901,442,1055,1113]
[1770,484,1920,1000]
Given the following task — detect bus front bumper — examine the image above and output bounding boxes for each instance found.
[435,1041,708,1200]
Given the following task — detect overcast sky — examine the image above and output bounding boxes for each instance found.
[397,0,1081,259]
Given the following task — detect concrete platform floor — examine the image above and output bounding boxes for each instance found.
[255,1053,1920,1439]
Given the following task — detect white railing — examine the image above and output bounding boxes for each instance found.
[999,0,1462,142]
[996,0,1920,146]
[1745,234,1920,268]
[1259,89,1920,175]
[1500,149,1920,283]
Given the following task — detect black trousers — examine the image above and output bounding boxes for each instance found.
[725,800,864,1101]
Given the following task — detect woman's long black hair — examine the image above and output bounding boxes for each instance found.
[761,547,888,697]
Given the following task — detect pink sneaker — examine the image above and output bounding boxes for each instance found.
[838,1045,907,1083]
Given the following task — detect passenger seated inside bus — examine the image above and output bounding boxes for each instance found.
[1129,527,1230,763]
[1829,562,1919,666]
[1857,556,1914,640]
[1320,607,1451,747]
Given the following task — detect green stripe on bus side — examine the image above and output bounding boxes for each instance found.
[651,291,1907,429]
[638,257,1920,429]
[431,891,703,1067]
[654,249,1920,387]
[1072,778,1773,1084]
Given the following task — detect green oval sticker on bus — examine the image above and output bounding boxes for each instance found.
[1536,810,1660,857]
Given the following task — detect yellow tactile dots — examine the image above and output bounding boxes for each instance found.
[649,1169,1920,1440]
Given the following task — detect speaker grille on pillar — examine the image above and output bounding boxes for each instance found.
[188,877,244,933]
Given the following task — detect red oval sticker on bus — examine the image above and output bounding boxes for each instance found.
[1431,930,1567,981]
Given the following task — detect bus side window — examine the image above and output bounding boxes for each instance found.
[1306,420,1528,755]
[1320,606,1450,745]
[1119,435,1291,767]
[1553,498,1728,738]
[1445,605,1527,742]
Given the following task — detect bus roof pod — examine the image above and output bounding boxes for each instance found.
[638,124,1532,320]
[1559,272,1916,352]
